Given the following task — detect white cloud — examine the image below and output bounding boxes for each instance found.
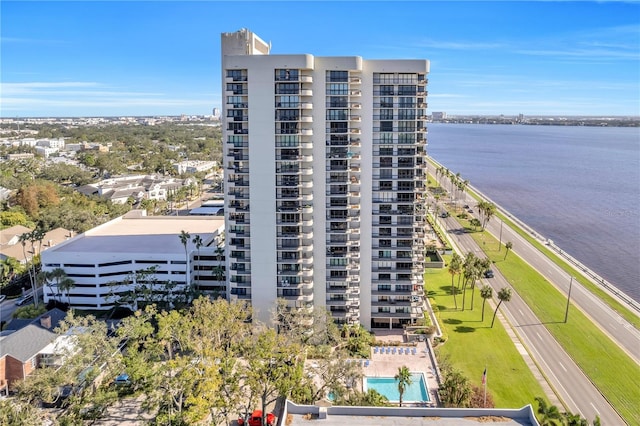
[0,81,218,116]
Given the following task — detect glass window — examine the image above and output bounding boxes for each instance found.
[379,109,394,120]
[275,69,299,81]
[328,70,348,82]
[276,83,299,94]
[380,97,394,108]
[379,85,394,96]
[276,96,300,108]
[398,85,416,96]
[327,109,348,120]
[329,96,348,108]
[327,83,348,95]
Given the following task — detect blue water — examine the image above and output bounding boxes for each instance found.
[427,123,640,303]
[365,373,429,402]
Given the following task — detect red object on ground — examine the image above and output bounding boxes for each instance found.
[245,409,275,426]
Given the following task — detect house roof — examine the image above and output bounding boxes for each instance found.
[0,224,32,246]
[0,308,67,362]
[0,227,73,263]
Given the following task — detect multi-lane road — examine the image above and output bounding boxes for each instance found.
[428,164,637,424]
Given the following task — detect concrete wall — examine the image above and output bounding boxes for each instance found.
[284,400,540,425]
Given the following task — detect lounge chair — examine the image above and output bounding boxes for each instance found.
[412,347,417,355]
[392,347,397,354]
[373,347,378,354]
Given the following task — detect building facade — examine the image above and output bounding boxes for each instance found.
[40,212,226,310]
[222,29,429,329]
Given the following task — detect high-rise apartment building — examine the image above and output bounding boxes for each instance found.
[222,29,429,329]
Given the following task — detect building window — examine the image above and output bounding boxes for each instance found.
[379,109,394,120]
[327,109,348,121]
[327,83,348,95]
[327,71,348,82]
[276,69,299,81]
[379,97,394,108]
[276,83,299,94]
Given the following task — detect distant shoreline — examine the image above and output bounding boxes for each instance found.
[1,115,639,128]
[430,116,640,127]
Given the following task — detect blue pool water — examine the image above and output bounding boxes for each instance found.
[364,373,429,402]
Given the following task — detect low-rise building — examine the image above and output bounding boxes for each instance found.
[40,211,226,310]
[173,160,217,175]
[0,308,68,394]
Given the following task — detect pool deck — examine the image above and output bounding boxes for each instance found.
[364,331,439,406]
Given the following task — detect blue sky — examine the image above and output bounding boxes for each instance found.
[1,1,639,117]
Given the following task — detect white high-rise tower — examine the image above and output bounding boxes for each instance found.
[222,29,429,329]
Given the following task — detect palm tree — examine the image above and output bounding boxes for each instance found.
[59,276,76,307]
[179,230,191,300]
[563,412,588,426]
[480,285,493,322]
[448,253,462,309]
[19,231,38,308]
[192,234,203,293]
[461,252,477,311]
[491,288,512,328]
[394,366,412,407]
[504,241,513,260]
[534,396,564,426]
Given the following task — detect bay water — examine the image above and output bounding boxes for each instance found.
[426,123,640,303]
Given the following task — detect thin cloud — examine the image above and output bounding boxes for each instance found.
[0,36,67,45]
[427,93,468,99]
[2,82,102,95]
[414,40,506,50]
[515,47,639,61]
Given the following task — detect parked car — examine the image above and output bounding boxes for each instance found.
[114,373,131,385]
[468,209,474,214]
[238,410,275,426]
[440,212,450,218]
[15,294,33,306]
[484,269,494,278]
[463,204,470,209]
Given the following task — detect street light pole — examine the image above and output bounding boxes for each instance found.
[498,220,503,251]
[564,276,573,323]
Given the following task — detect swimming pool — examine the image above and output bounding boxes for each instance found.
[364,373,429,403]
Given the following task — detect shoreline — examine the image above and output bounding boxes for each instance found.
[427,156,640,314]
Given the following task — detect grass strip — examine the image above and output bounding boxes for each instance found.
[425,260,547,409]
[464,226,640,423]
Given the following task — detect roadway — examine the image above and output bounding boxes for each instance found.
[441,217,624,424]
[428,164,634,424]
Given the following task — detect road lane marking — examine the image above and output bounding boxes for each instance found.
[518,309,525,316]
[558,362,567,372]
[536,332,543,341]
[590,403,600,415]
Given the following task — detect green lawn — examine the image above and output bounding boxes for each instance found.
[465,226,640,423]
[424,262,547,409]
